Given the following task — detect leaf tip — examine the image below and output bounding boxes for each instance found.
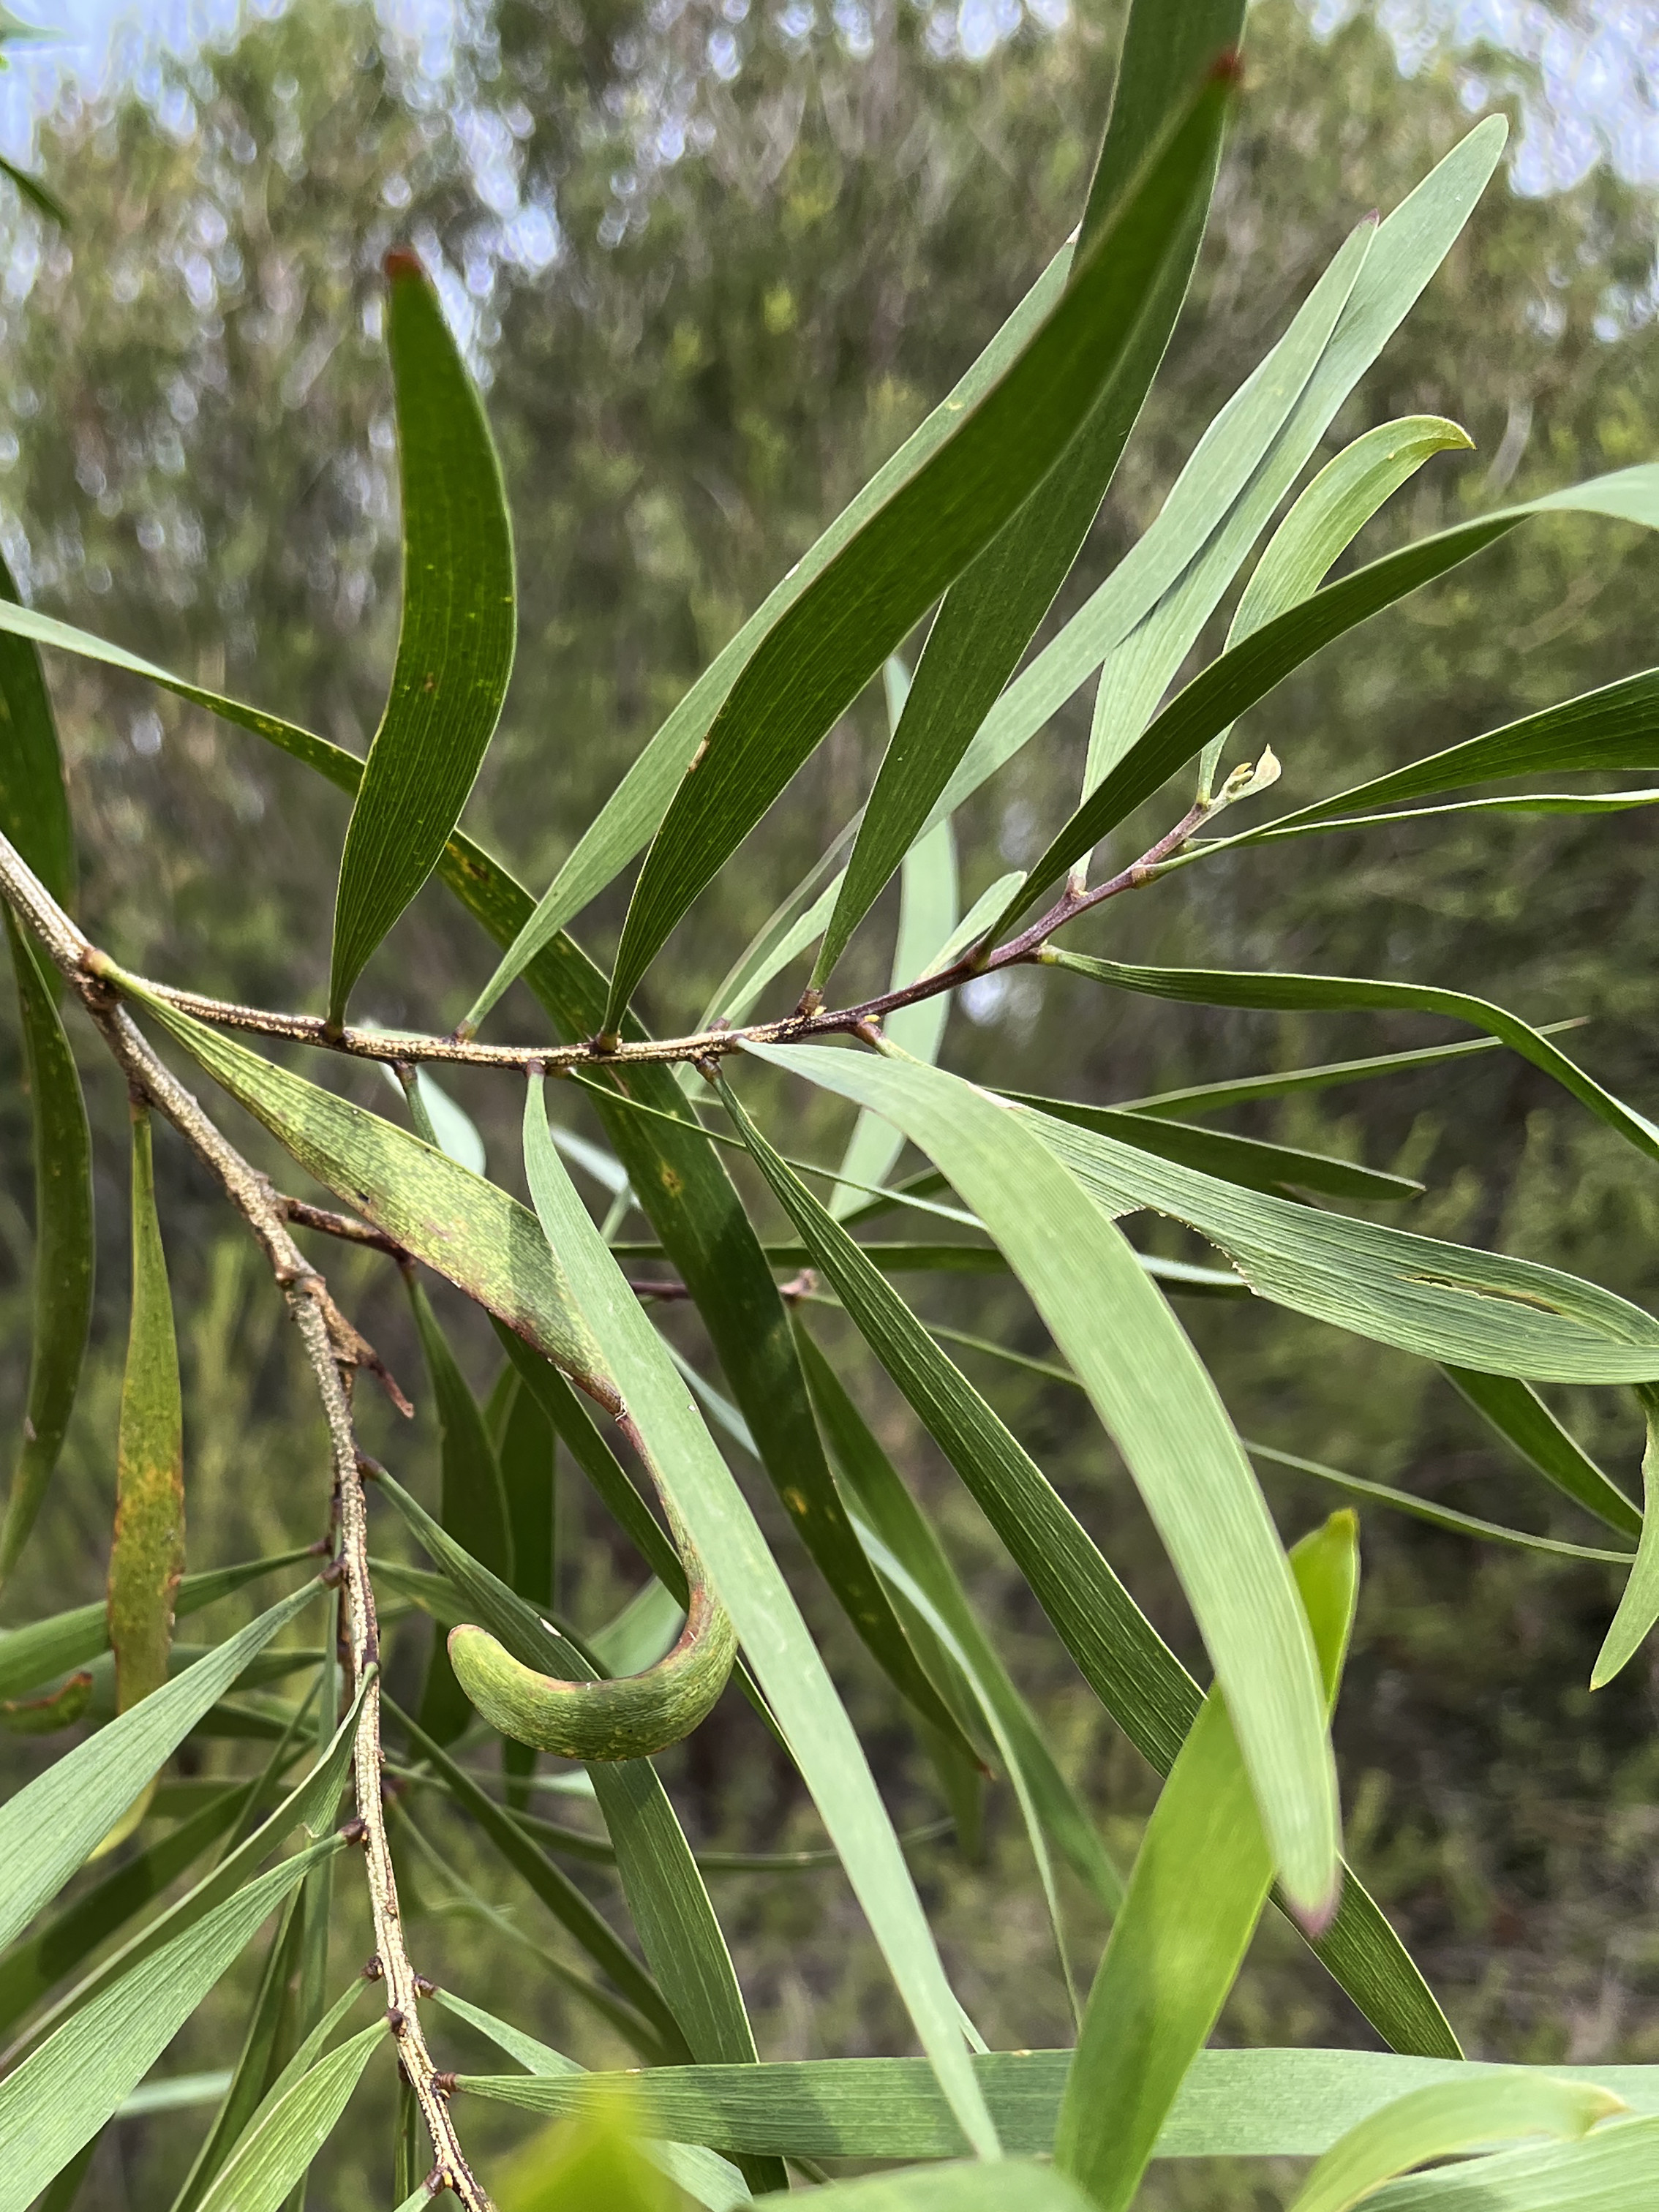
[384,244,425,284]
[1208,46,1245,89]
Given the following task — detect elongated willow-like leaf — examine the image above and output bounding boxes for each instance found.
[102,1105,187,1852]
[121,985,608,1393]
[4,1678,359,2076]
[800,1325,1123,1929]
[0,1846,336,2212]
[1195,414,1472,798]
[460,229,1076,1042]
[1114,1024,1589,1120]
[928,120,1507,837]
[1363,2118,1659,2210]
[434,1990,749,2212]
[0,1579,317,1955]
[0,917,93,1587]
[832,793,958,1213]
[601,69,1237,1033]
[1290,2074,1622,2212]
[719,1083,1456,2055]
[170,1894,306,2212]
[1056,1513,1357,2211]
[810,0,1249,990]
[1080,220,1380,800]
[0,1783,248,2044]
[520,1081,1000,2158]
[764,2168,1095,2211]
[990,463,1659,939]
[742,1042,1338,1922]
[405,1273,512,1743]
[1049,947,1659,1178]
[1251,664,1659,843]
[1591,1394,1659,1690]
[1443,1368,1639,1539]
[700,831,854,1030]
[194,2018,385,2212]
[496,1366,555,1612]
[0,546,74,909]
[326,251,514,1025]
[0,1549,313,1705]
[999,1090,1421,1203]
[129,987,968,1764]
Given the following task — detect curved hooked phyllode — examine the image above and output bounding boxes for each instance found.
[447,1494,737,1761]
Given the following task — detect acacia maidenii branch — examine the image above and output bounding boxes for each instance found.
[0,829,493,2212]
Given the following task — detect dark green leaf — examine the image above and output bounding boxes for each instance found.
[0,543,73,908]
[602,69,1235,1030]
[810,0,1248,986]
[0,917,92,1588]
[717,1080,1457,2057]
[497,1368,555,1612]
[326,251,515,1024]
[0,154,67,230]
[1055,1513,1358,2211]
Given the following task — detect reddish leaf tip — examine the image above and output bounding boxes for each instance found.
[1208,47,1245,86]
[384,245,424,282]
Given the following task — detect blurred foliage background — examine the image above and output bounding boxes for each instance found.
[4,1,1659,2202]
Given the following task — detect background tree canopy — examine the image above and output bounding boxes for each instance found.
[3,1,1659,2203]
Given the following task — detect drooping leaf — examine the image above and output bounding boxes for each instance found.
[928,120,1507,833]
[326,250,515,1025]
[811,0,1249,986]
[601,68,1237,1031]
[718,1081,1456,2057]
[519,1077,1001,2158]
[1592,1394,1659,1690]
[1195,413,1472,797]
[1055,1513,1358,2211]
[1287,2073,1622,2212]
[1443,1368,1640,1539]
[433,1987,750,2212]
[193,2017,385,2212]
[101,1105,187,1852]
[0,1843,337,2212]
[1046,948,1659,1181]
[740,1040,1339,1922]
[0,917,93,1588]
[0,1579,318,1957]
[989,462,1659,939]
[456,2048,1659,2162]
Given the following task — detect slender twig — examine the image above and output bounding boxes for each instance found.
[0,831,491,2212]
[70,792,1212,1078]
[282,1195,410,1262]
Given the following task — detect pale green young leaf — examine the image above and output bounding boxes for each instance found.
[602,70,1235,1031]
[1290,2074,1622,2212]
[756,2167,1096,2211]
[718,1075,1456,2057]
[930,121,1506,832]
[742,1040,1339,1921]
[1359,2115,1659,2210]
[194,2018,385,2212]
[1195,414,1472,798]
[0,1579,318,1954]
[0,1845,335,2212]
[0,916,93,1588]
[326,252,515,1025]
[520,1076,1001,2156]
[1055,1514,1357,2211]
